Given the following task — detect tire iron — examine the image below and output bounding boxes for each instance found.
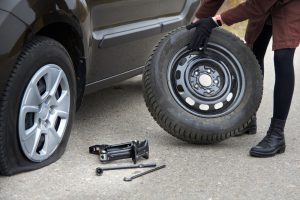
[123,164,166,182]
[96,163,156,176]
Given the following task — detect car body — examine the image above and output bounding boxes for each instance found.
[0,0,199,104]
[0,0,200,175]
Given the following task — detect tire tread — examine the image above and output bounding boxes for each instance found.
[143,27,263,144]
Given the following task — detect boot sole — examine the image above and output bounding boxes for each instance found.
[249,145,286,158]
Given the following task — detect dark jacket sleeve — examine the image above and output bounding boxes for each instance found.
[221,0,279,25]
[195,0,225,19]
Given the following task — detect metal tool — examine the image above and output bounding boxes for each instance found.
[96,163,157,176]
[89,140,149,164]
[123,165,166,182]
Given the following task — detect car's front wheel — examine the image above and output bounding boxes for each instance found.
[0,36,76,175]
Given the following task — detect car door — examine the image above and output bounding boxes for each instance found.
[86,0,199,88]
[87,0,160,83]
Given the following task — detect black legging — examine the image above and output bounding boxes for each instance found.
[252,24,296,121]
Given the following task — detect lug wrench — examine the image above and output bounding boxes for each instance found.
[96,163,156,176]
[123,165,166,182]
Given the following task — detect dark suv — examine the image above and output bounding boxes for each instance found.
[0,0,199,175]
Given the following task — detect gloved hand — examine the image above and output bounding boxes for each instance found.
[186,17,218,51]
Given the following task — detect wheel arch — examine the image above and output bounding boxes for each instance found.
[35,21,86,109]
[17,0,90,109]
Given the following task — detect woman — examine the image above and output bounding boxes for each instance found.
[187,0,300,157]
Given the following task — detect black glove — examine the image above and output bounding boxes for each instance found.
[186,18,218,51]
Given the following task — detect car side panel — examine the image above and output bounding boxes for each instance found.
[87,0,160,82]
[90,0,159,29]
[87,0,200,88]
[0,0,201,97]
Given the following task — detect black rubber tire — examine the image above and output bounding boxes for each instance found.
[143,27,263,144]
[0,36,76,175]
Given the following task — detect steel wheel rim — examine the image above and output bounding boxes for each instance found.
[18,64,70,162]
[167,43,246,118]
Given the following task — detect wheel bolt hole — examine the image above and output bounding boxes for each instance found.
[50,106,55,114]
[175,70,181,80]
[178,58,187,66]
[177,85,184,92]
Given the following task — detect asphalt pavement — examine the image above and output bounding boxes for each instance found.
[0,47,299,200]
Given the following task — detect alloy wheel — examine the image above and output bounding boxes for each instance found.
[18,64,70,162]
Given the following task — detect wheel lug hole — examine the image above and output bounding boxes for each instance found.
[50,108,54,114]
[44,120,50,127]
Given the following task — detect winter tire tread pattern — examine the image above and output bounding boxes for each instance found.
[143,27,263,144]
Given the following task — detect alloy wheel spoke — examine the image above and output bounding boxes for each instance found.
[56,91,70,112]
[48,70,63,97]
[47,126,62,152]
[22,105,40,114]
[19,105,39,124]
[25,82,43,106]
[48,95,59,107]
[24,128,42,158]
[56,109,69,119]
[21,123,39,141]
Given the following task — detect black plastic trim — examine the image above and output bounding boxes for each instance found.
[85,66,144,94]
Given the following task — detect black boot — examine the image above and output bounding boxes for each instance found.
[235,115,257,136]
[250,118,286,157]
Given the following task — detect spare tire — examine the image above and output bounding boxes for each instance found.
[143,27,263,144]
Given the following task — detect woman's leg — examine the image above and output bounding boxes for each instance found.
[252,25,273,76]
[250,48,296,157]
[273,48,296,120]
